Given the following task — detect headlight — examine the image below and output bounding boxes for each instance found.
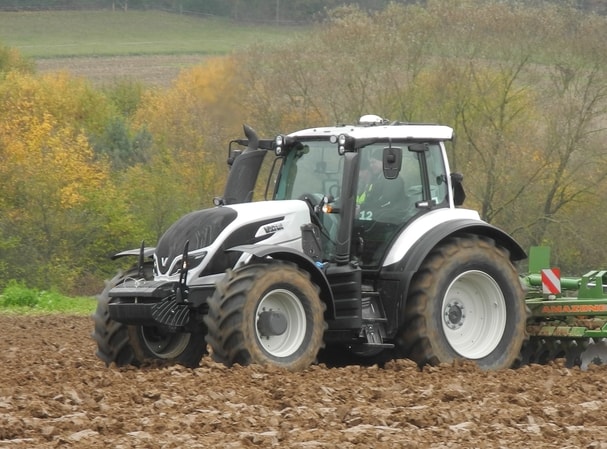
[186,252,207,270]
[336,133,354,155]
[169,251,207,276]
[275,135,285,155]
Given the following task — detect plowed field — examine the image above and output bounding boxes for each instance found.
[2,314,607,448]
[36,55,204,87]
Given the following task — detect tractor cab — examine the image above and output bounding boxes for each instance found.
[269,117,456,269]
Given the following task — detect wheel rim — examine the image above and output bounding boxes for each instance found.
[255,288,307,358]
[441,270,506,359]
[140,327,191,359]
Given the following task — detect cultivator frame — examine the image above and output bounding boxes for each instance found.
[521,246,607,368]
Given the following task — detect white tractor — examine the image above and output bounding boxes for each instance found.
[93,115,527,371]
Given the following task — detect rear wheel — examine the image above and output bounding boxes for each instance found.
[204,262,326,371]
[399,234,526,370]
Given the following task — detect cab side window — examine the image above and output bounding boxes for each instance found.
[426,145,448,206]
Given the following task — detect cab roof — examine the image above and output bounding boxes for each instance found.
[289,122,454,142]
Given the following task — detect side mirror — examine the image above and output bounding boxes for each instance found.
[451,172,466,206]
[382,146,402,179]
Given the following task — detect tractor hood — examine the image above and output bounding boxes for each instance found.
[154,200,312,279]
[155,207,237,275]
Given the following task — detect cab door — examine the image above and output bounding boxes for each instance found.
[354,143,448,268]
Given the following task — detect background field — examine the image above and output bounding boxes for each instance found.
[35,54,204,86]
[0,10,303,86]
[0,10,298,57]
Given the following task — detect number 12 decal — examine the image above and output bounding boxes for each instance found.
[358,210,373,221]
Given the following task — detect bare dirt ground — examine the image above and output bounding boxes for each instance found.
[36,55,206,87]
[2,314,607,448]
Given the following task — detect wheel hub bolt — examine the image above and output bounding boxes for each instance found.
[444,301,465,330]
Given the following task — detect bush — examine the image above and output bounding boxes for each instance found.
[0,279,96,314]
[0,280,39,307]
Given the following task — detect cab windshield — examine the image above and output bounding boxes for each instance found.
[274,140,343,201]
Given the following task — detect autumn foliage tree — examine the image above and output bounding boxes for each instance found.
[119,56,250,241]
[0,71,135,292]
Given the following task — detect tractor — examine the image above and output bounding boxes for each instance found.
[92,115,529,371]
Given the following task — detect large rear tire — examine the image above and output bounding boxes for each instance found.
[204,262,326,371]
[398,234,526,370]
[92,263,207,368]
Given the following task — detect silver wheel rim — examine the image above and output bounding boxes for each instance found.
[441,270,507,359]
[255,288,307,358]
[141,327,191,359]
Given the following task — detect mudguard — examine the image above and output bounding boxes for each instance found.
[382,218,526,310]
[110,247,155,260]
[228,244,336,318]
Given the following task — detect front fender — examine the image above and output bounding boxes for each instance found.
[228,244,336,319]
[110,247,155,260]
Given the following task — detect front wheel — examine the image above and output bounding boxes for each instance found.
[398,234,526,370]
[92,265,150,367]
[127,321,207,368]
[92,264,207,368]
[204,262,326,371]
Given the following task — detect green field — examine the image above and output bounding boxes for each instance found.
[0,280,96,315]
[0,10,302,58]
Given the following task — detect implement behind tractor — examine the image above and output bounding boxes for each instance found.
[522,246,607,368]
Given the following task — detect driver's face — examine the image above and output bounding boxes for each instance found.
[359,167,371,184]
[369,157,382,175]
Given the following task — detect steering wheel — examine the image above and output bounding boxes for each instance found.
[299,192,324,224]
[298,192,342,243]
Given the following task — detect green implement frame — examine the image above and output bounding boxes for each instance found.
[523,246,607,339]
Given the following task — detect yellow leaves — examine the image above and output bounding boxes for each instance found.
[0,44,33,75]
[0,70,112,136]
[126,56,248,217]
[174,56,237,104]
[137,56,245,146]
[1,111,106,210]
[0,68,123,291]
[0,70,111,218]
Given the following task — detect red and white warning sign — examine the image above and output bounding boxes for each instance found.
[541,268,561,295]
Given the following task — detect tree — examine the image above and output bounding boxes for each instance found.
[524,63,607,247]
[122,56,249,240]
[0,43,33,76]
[0,71,135,292]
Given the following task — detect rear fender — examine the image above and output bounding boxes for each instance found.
[398,220,526,270]
[382,219,526,317]
[228,244,336,319]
